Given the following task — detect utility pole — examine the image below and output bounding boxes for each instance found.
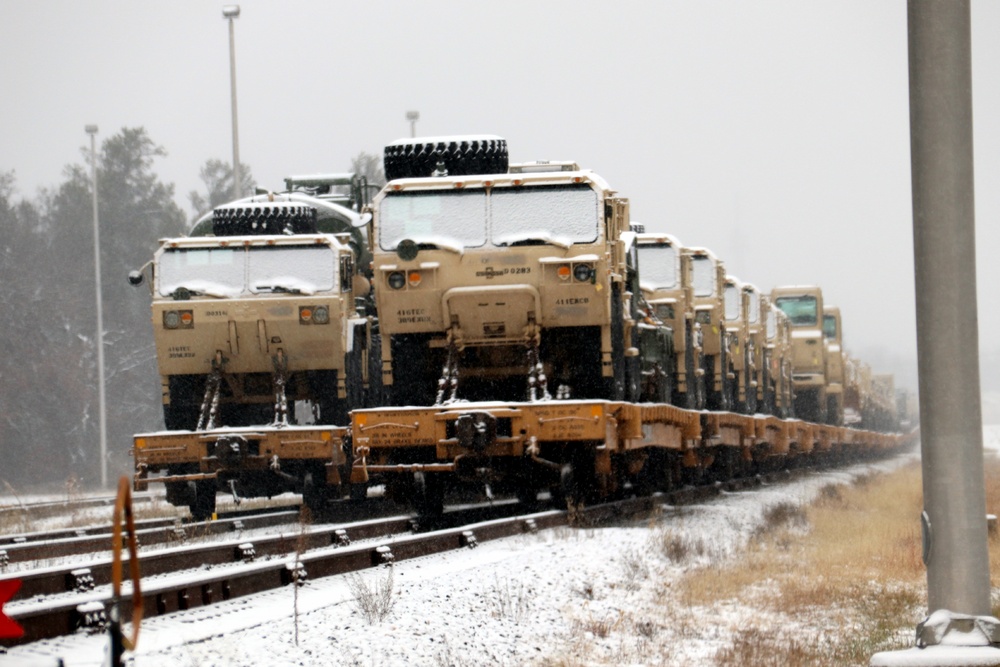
[85,124,107,489]
[872,1,1000,661]
[223,5,242,201]
[406,110,419,138]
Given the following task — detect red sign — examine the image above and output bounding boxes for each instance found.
[0,579,24,639]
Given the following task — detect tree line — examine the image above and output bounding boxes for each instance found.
[0,127,383,490]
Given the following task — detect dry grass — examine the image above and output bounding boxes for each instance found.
[346,567,396,624]
[676,460,949,665]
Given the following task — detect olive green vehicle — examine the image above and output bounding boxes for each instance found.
[771,285,830,424]
[686,246,736,411]
[370,136,673,407]
[131,183,379,432]
[636,232,706,410]
[822,305,846,426]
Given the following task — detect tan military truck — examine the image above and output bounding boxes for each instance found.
[822,305,846,426]
[771,285,830,424]
[686,247,735,411]
[636,232,706,409]
[740,281,766,414]
[370,136,671,408]
[763,299,795,418]
[724,275,758,414]
[131,192,378,431]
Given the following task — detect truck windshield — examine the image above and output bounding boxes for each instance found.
[490,184,598,246]
[378,183,599,251]
[747,291,760,324]
[724,284,740,321]
[248,246,337,294]
[775,295,818,326]
[158,245,337,297]
[823,313,838,340]
[158,247,243,297]
[379,190,487,251]
[636,244,678,289]
[691,255,715,297]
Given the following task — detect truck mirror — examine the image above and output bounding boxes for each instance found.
[128,270,144,286]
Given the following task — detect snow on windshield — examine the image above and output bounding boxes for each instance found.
[158,245,336,297]
[491,185,598,246]
[637,244,678,290]
[691,256,716,297]
[379,184,599,251]
[248,246,336,294]
[379,190,487,250]
[158,247,243,297]
[724,284,740,321]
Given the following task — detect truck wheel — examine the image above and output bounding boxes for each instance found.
[383,136,508,181]
[164,375,203,430]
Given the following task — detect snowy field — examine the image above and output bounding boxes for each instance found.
[4,426,999,666]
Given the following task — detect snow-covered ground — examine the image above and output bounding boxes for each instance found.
[4,427,999,666]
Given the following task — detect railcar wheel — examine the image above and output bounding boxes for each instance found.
[189,480,217,521]
[413,471,444,517]
[349,481,369,502]
[302,470,328,513]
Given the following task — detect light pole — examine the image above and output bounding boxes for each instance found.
[223,5,241,201]
[406,110,419,138]
[85,124,107,489]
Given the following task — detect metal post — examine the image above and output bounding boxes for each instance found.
[224,5,241,201]
[908,0,990,619]
[406,110,419,138]
[85,124,107,489]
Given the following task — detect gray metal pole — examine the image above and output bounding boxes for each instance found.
[85,125,107,489]
[908,0,989,615]
[227,9,241,201]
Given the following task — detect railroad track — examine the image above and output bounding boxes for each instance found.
[0,458,852,650]
[0,492,160,522]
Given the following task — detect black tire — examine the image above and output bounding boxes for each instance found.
[346,323,366,412]
[310,370,345,426]
[189,480,217,521]
[383,136,508,181]
[212,202,317,236]
[366,330,384,408]
[164,375,203,430]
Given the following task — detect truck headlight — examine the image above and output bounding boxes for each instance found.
[388,271,406,290]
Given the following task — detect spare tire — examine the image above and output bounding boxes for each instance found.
[212,202,318,236]
[383,135,508,181]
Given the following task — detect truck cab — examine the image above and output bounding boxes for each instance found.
[771,285,829,423]
[636,232,703,409]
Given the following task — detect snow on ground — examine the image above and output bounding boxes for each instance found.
[7,426,1000,666]
[4,445,932,667]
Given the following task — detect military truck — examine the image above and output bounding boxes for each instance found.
[739,281,766,415]
[822,305,846,426]
[131,188,379,431]
[636,232,706,410]
[723,275,758,414]
[771,285,830,423]
[369,136,672,407]
[686,247,735,411]
[763,299,795,418]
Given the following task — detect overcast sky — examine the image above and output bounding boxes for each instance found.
[3,1,1000,400]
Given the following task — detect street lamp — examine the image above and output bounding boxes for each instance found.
[85,124,107,489]
[406,110,419,138]
[223,5,241,201]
